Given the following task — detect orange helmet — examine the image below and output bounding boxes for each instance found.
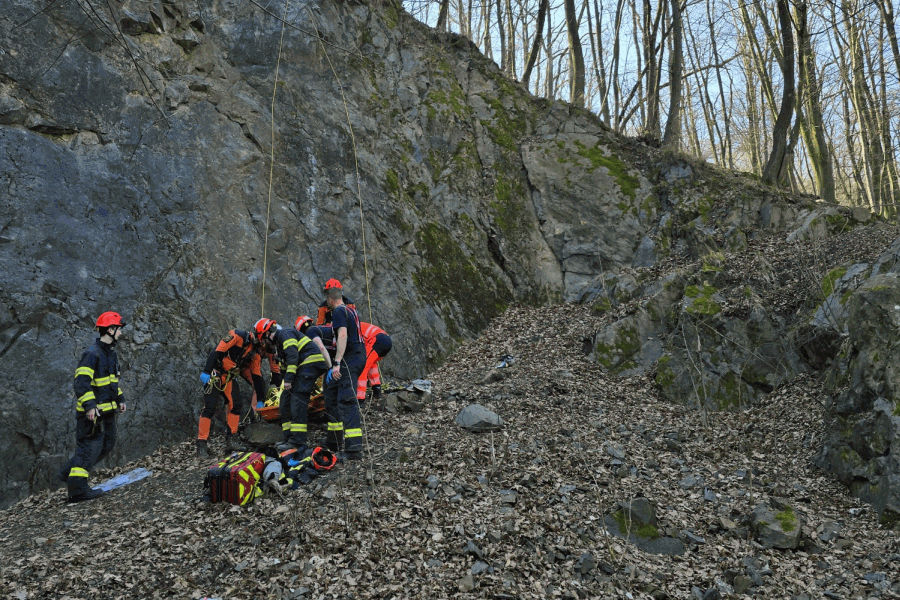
[323,278,342,291]
[96,311,125,328]
[311,447,337,471]
[254,318,276,336]
[294,315,313,331]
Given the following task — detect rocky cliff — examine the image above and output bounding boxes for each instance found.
[0,0,663,506]
[1,0,897,520]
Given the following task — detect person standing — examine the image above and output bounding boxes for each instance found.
[61,311,127,503]
[325,283,366,458]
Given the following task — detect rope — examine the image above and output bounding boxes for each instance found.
[302,6,374,325]
[302,6,378,481]
[260,0,290,317]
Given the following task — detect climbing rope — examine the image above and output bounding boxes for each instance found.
[302,7,374,324]
[260,0,290,317]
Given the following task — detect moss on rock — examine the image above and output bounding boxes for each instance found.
[413,222,506,328]
[684,284,721,315]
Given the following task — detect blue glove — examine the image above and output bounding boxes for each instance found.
[256,401,264,409]
[325,369,334,385]
[200,372,211,386]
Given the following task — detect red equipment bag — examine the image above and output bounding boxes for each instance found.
[204,451,266,505]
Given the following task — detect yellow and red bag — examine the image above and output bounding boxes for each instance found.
[204,451,266,505]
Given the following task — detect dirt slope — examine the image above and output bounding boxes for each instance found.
[2,226,900,599]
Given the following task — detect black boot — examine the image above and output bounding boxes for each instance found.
[67,487,105,503]
[196,439,210,457]
[371,385,382,400]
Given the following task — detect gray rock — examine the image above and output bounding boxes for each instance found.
[498,489,517,505]
[817,521,841,542]
[455,404,504,433]
[458,574,475,592]
[462,540,484,560]
[471,560,491,575]
[574,552,595,576]
[751,503,802,549]
[679,474,702,489]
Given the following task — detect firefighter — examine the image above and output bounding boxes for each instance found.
[315,278,355,325]
[356,321,392,402]
[256,318,329,452]
[324,283,366,458]
[297,318,345,449]
[196,328,267,457]
[60,311,127,503]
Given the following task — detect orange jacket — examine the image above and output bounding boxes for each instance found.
[359,321,386,354]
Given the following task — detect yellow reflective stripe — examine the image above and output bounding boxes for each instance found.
[282,422,291,431]
[92,376,113,386]
[110,374,119,383]
[238,470,251,483]
[289,424,307,432]
[74,366,94,378]
[297,337,310,350]
[69,467,89,478]
[300,354,325,366]
[97,402,118,412]
[327,422,343,431]
[286,365,298,374]
[118,387,124,396]
[345,428,362,439]
[76,391,96,410]
[282,339,299,349]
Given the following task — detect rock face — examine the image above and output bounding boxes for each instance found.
[0,0,678,505]
[815,268,900,526]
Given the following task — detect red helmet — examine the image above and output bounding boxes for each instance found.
[323,278,342,291]
[294,315,312,331]
[254,318,276,336]
[96,311,125,328]
[311,447,337,471]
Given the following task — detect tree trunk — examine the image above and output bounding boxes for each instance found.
[522,0,549,87]
[762,0,795,186]
[564,0,585,106]
[611,0,626,130]
[795,0,835,203]
[662,0,683,148]
[437,0,450,31]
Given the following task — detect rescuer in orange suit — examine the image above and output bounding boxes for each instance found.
[196,328,268,457]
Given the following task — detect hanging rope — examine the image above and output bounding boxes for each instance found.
[260,0,291,317]
[303,6,374,325]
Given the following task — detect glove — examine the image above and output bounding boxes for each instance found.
[200,372,211,386]
[325,369,334,385]
[256,401,264,409]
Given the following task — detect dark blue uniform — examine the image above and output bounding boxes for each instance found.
[272,326,327,448]
[329,304,366,453]
[61,338,123,497]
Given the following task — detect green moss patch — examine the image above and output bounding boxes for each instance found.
[612,510,659,539]
[594,324,641,373]
[775,507,797,532]
[822,266,847,297]
[413,222,506,328]
[684,284,721,316]
[573,140,639,199]
[490,173,530,237]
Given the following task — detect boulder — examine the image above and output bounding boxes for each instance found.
[751,501,802,549]
[455,404,503,433]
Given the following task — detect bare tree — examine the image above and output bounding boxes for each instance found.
[564,0,585,105]
[522,0,548,86]
[662,0,683,147]
[761,0,794,186]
